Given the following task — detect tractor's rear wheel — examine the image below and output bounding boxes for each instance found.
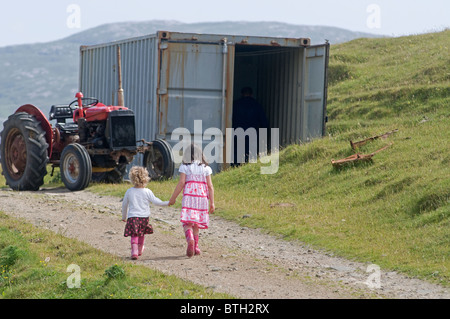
[60,143,92,191]
[1,112,49,190]
[143,139,174,180]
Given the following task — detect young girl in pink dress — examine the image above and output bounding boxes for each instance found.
[169,143,215,257]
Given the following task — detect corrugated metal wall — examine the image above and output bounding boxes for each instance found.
[302,45,329,140]
[234,46,305,147]
[257,47,303,146]
[158,41,227,173]
[79,35,160,144]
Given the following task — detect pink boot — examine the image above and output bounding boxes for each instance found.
[138,236,145,256]
[185,229,194,258]
[131,236,139,260]
[194,235,201,256]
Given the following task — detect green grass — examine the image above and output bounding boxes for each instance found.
[208,118,449,284]
[0,212,231,299]
[327,30,450,123]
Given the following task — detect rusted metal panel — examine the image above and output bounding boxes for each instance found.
[161,31,310,48]
[157,40,229,172]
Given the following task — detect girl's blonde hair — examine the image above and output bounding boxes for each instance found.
[129,166,150,187]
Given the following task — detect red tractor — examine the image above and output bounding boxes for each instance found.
[1,92,174,191]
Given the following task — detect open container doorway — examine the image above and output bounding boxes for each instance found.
[232,43,328,148]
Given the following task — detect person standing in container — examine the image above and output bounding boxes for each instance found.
[232,86,269,165]
[169,143,215,258]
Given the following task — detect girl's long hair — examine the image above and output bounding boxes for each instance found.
[182,143,208,166]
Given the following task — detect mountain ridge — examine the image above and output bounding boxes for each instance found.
[0,20,383,119]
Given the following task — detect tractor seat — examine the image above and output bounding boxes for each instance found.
[49,105,73,122]
[49,105,78,133]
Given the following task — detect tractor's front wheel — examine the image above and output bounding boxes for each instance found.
[1,112,49,190]
[60,143,92,191]
[143,139,174,180]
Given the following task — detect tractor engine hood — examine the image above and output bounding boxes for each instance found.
[74,104,132,122]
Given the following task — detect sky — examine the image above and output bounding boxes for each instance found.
[1,0,449,47]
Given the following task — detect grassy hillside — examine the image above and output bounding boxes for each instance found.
[327,30,449,127]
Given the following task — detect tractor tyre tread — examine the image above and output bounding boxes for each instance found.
[0,112,49,191]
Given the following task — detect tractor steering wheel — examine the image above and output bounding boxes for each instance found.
[68,97,99,110]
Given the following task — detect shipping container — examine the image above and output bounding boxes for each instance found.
[79,31,329,174]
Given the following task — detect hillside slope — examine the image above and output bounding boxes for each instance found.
[327,30,449,125]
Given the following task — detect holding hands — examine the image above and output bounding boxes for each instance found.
[167,197,215,213]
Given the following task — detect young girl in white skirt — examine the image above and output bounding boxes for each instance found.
[169,143,215,257]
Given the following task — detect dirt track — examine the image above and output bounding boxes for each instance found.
[0,187,448,299]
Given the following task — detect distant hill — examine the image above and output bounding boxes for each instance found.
[0,20,383,121]
[62,20,381,46]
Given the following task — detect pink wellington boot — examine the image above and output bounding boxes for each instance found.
[185,229,195,258]
[194,235,201,256]
[138,236,145,256]
[131,236,139,260]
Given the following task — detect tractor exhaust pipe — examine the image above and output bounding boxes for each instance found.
[117,46,124,107]
[76,92,84,119]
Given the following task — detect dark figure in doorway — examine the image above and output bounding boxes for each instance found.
[232,87,269,165]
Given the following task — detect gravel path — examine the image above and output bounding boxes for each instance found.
[1,187,448,299]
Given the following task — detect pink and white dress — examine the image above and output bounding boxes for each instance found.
[179,162,212,229]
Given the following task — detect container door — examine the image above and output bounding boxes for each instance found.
[302,44,329,141]
[158,39,234,170]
